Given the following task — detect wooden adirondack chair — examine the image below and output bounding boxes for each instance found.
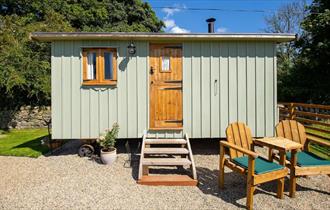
[275,120,330,197]
[219,122,288,210]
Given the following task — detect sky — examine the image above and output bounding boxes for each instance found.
[145,0,310,33]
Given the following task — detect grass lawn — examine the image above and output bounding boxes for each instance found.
[0,128,49,158]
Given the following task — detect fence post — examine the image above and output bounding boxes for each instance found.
[289,103,295,120]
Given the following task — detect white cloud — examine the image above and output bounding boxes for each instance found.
[162,7,181,18]
[216,27,228,33]
[162,4,186,18]
[163,19,176,29]
[162,4,189,34]
[163,19,190,33]
[170,26,190,33]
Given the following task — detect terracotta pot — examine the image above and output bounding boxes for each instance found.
[100,148,117,165]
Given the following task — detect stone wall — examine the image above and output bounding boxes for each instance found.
[0,106,51,129]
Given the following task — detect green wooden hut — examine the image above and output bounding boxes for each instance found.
[31,32,295,140]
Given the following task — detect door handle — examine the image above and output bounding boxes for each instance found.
[214,79,218,96]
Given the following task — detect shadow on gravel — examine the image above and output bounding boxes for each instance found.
[196,167,330,208]
[196,167,303,208]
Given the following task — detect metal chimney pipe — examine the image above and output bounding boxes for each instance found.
[206,18,216,33]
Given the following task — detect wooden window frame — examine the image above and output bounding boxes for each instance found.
[82,48,117,86]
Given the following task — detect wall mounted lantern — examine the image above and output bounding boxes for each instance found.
[127,41,136,55]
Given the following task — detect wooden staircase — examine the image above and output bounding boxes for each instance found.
[137,133,197,186]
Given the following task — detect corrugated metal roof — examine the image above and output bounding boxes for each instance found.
[30,32,296,42]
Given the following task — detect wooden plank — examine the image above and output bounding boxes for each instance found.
[210,42,220,137]
[144,148,189,154]
[255,42,265,137]
[246,156,255,210]
[117,41,128,138]
[279,102,330,110]
[295,165,330,176]
[191,42,202,137]
[89,89,99,137]
[183,42,192,136]
[232,123,243,157]
[295,117,330,127]
[221,141,258,158]
[220,42,229,137]
[219,142,225,188]
[289,149,297,198]
[142,158,191,166]
[253,168,288,185]
[265,42,274,136]
[295,110,330,119]
[224,159,246,174]
[306,135,330,147]
[145,139,186,144]
[138,134,146,180]
[51,41,62,139]
[186,134,197,180]
[305,125,330,135]
[137,41,148,137]
[246,42,256,135]
[201,42,211,137]
[71,41,81,138]
[137,175,198,186]
[228,42,238,124]
[226,124,238,158]
[127,42,138,137]
[277,151,286,199]
[237,42,247,123]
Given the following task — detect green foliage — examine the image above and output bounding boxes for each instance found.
[0,128,49,157]
[0,0,163,108]
[97,123,119,151]
[0,11,73,107]
[280,0,330,104]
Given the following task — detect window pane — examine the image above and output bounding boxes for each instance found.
[162,56,170,71]
[87,52,96,80]
[104,52,113,80]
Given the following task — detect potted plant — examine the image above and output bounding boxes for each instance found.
[97,123,119,165]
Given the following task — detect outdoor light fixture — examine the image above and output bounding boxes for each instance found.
[127,41,136,55]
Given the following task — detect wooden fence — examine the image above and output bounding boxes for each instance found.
[278,102,330,159]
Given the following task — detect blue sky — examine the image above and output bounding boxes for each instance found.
[145,0,310,33]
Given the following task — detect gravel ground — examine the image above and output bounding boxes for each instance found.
[0,140,329,210]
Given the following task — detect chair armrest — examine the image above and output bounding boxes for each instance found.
[220,141,259,158]
[306,136,330,147]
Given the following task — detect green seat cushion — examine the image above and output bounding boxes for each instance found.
[232,156,284,174]
[286,151,330,167]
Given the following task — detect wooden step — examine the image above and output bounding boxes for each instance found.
[142,158,191,166]
[144,148,189,155]
[138,175,198,186]
[145,139,186,145]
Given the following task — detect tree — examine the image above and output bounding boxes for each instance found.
[264,0,307,102]
[0,0,164,108]
[285,0,330,104]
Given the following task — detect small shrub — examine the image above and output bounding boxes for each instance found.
[97,123,119,152]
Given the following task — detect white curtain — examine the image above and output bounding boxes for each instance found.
[87,53,95,80]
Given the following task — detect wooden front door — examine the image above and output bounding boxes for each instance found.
[149,44,183,130]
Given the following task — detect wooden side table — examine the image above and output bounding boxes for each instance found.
[254,137,303,198]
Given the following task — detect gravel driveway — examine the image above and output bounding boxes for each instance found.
[0,140,329,210]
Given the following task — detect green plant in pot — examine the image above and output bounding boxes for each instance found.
[97,123,119,165]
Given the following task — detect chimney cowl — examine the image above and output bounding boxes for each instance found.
[206,18,216,33]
